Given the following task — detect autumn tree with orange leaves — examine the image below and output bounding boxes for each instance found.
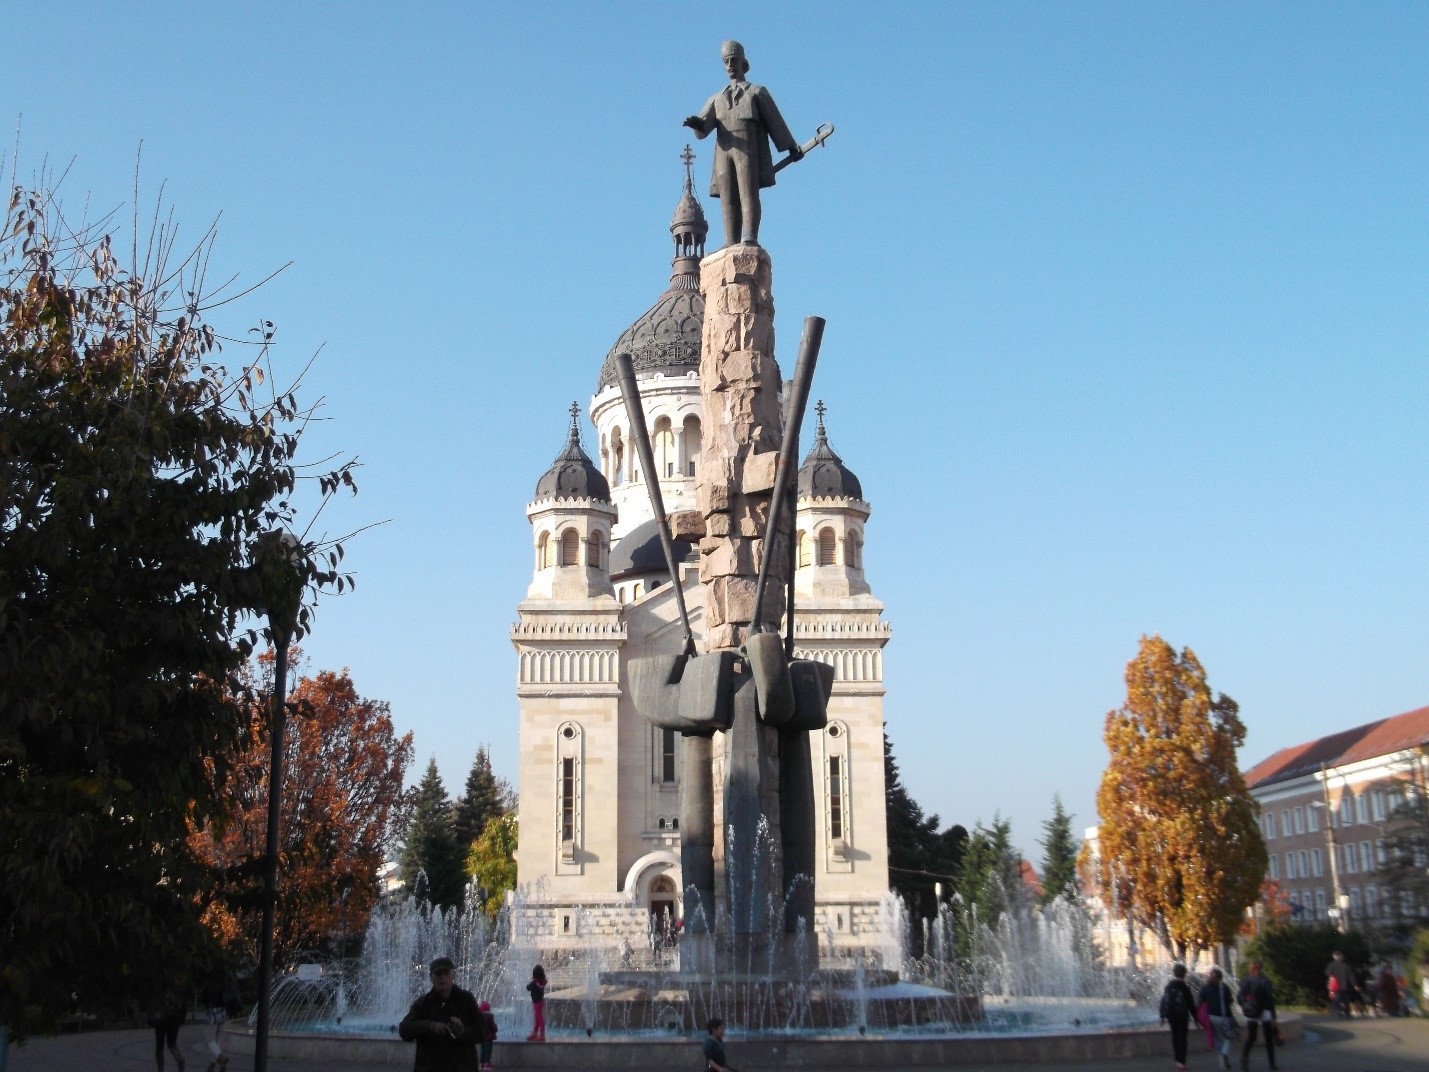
[191,662,412,964]
[1090,636,1266,961]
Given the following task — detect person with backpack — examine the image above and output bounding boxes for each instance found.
[1237,960,1278,1070]
[1197,966,1237,1070]
[1326,950,1356,1018]
[1159,963,1196,1070]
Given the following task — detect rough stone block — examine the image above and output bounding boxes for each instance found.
[706,622,743,651]
[742,451,779,495]
[712,575,759,624]
[706,512,731,538]
[698,483,730,515]
[669,510,705,541]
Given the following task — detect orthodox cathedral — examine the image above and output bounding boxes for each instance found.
[511,156,892,956]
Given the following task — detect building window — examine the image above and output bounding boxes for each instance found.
[797,530,811,568]
[1268,855,1279,880]
[1375,838,1385,867]
[1371,790,1385,822]
[1355,794,1369,824]
[1306,805,1318,833]
[1339,794,1353,825]
[1359,841,1372,872]
[653,417,675,480]
[1281,810,1291,837]
[1365,886,1378,919]
[560,529,581,567]
[1293,807,1304,834]
[1285,852,1295,879]
[661,728,676,784]
[681,414,701,478]
[587,531,605,570]
[1315,889,1326,918]
[1312,847,1323,876]
[1263,814,1275,839]
[817,527,837,566]
[537,532,554,569]
[561,758,576,842]
[1298,850,1308,877]
[845,531,863,570]
[829,756,844,841]
[1343,845,1356,874]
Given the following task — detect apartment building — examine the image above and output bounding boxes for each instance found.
[1243,705,1429,930]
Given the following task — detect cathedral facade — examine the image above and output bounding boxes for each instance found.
[511,160,892,957]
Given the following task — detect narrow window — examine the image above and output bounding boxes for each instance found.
[537,532,553,570]
[1312,848,1322,876]
[560,529,580,567]
[587,531,605,570]
[1307,806,1318,833]
[661,728,676,784]
[561,758,576,842]
[1355,795,1369,824]
[1293,807,1304,835]
[797,530,811,568]
[828,756,844,840]
[1268,855,1279,880]
[817,528,837,566]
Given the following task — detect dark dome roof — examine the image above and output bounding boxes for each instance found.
[610,517,696,580]
[535,407,611,503]
[596,151,708,394]
[798,404,863,501]
[596,285,704,393]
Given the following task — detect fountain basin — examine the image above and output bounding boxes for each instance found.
[223,1014,1304,1067]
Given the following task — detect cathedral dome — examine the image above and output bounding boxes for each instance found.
[596,146,708,394]
[534,404,611,502]
[609,517,696,581]
[798,403,863,501]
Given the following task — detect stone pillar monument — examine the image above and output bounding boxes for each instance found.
[693,242,793,970]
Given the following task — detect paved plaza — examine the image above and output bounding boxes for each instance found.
[6,1014,1428,1072]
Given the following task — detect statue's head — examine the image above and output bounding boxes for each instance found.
[721,40,749,79]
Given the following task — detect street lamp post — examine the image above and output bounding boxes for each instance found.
[1312,764,1346,933]
[252,532,304,1072]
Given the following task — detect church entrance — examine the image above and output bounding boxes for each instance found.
[648,875,676,950]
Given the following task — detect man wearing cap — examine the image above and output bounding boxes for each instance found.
[399,957,481,1072]
[684,40,802,247]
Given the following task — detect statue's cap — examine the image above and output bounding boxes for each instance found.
[721,40,746,59]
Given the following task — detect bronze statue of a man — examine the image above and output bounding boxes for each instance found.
[684,41,802,248]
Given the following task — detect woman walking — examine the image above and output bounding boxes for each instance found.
[1197,966,1237,1070]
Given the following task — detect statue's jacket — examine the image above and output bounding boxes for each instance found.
[693,81,798,193]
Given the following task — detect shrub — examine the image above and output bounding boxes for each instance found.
[1244,922,1371,1007]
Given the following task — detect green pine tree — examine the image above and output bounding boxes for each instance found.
[1038,795,1080,906]
[452,745,508,854]
[399,758,465,909]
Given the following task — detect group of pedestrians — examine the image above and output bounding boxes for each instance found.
[147,970,235,1072]
[1159,960,1279,1072]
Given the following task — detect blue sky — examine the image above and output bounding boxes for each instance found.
[6,2,1427,860]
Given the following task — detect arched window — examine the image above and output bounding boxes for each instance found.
[560,529,581,567]
[817,527,837,566]
[587,530,606,570]
[610,428,624,486]
[797,529,811,568]
[681,414,702,477]
[845,531,863,570]
[653,417,676,479]
[537,531,554,570]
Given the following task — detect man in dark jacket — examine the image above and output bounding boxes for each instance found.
[399,957,480,1072]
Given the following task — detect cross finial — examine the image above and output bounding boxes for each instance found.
[815,399,827,425]
[681,144,696,192]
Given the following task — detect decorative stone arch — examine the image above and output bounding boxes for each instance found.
[622,850,681,920]
[536,530,553,570]
[796,529,811,568]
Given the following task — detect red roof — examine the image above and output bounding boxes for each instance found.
[1243,705,1429,789]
